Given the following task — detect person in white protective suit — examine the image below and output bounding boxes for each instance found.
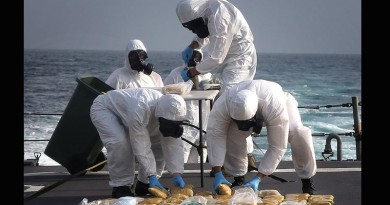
[105,39,164,89]
[164,49,212,163]
[104,39,166,196]
[175,0,257,95]
[206,79,317,194]
[176,0,258,171]
[90,88,187,198]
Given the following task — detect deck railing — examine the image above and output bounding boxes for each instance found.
[24,96,362,165]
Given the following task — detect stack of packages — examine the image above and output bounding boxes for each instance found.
[143,184,233,205]
[141,184,195,205]
[137,184,236,205]
[257,190,284,205]
[83,186,334,205]
[306,195,334,205]
[258,189,334,205]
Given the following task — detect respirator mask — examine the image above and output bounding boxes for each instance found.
[187,49,202,67]
[128,49,154,75]
[182,17,210,38]
[232,115,264,134]
[159,117,184,138]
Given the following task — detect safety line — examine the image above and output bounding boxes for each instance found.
[25,167,360,177]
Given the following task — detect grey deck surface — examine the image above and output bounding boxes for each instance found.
[24,161,361,205]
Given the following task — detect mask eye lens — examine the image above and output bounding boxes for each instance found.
[182,17,205,30]
[194,53,202,63]
[129,50,147,61]
[129,51,139,61]
[232,117,256,131]
[138,51,148,61]
[159,118,183,138]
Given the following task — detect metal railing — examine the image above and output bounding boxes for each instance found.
[24,96,362,163]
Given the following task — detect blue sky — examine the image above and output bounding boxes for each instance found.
[24,0,361,54]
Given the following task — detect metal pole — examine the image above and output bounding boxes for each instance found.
[352,96,361,160]
[324,133,342,161]
[198,99,204,187]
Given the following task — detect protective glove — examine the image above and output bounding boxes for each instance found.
[242,175,261,192]
[173,175,185,188]
[181,46,194,64]
[149,175,164,190]
[213,171,232,193]
[181,70,191,82]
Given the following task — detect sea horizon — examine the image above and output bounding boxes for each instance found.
[24,49,361,166]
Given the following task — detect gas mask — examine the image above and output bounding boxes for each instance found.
[232,116,263,134]
[187,49,202,67]
[182,17,210,39]
[159,117,184,138]
[128,49,154,75]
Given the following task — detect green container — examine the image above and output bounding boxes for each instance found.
[44,77,114,174]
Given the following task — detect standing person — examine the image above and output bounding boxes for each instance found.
[176,0,258,175]
[206,79,317,194]
[90,88,188,198]
[164,49,211,163]
[105,39,164,89]
[175,0,257,95]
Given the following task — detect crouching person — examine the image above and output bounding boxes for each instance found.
[90,88,187,198]
[207,79,317,194]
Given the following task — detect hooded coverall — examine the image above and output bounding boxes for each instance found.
[176,0,257,95]
[206,79,317,179]
[90,88,186,187]
[164,49,211,163]
[105,39,163,89]
[176,0,257,155]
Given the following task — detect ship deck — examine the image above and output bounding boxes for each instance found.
[24,160,361,205]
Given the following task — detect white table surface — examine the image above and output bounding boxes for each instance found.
[144,87,219,101]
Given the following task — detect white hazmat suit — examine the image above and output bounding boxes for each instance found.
[176,0,257,95]
[164,49,212,163]
[106,39,164,89]
[90,88,186,187]
[176,0,257,159]
[206,80,317,179]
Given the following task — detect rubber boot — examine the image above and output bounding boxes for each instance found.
[230,176,245,188]
[301,178,316,195]
[135,180,150,196]
[112,186,134,198]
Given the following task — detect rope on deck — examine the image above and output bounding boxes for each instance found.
[24,159,108,203]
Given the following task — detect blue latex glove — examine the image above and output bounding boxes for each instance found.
[242,176,261,192]
[181,46,194,64]
[181,70,190,82]
[149,175,164,190]
[173,175,185,188]
[213,171,232,193]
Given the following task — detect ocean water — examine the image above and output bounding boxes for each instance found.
[24,49,361,166]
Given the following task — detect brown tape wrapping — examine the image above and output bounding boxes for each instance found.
[148,187,169,199]
[217,184,232,195]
